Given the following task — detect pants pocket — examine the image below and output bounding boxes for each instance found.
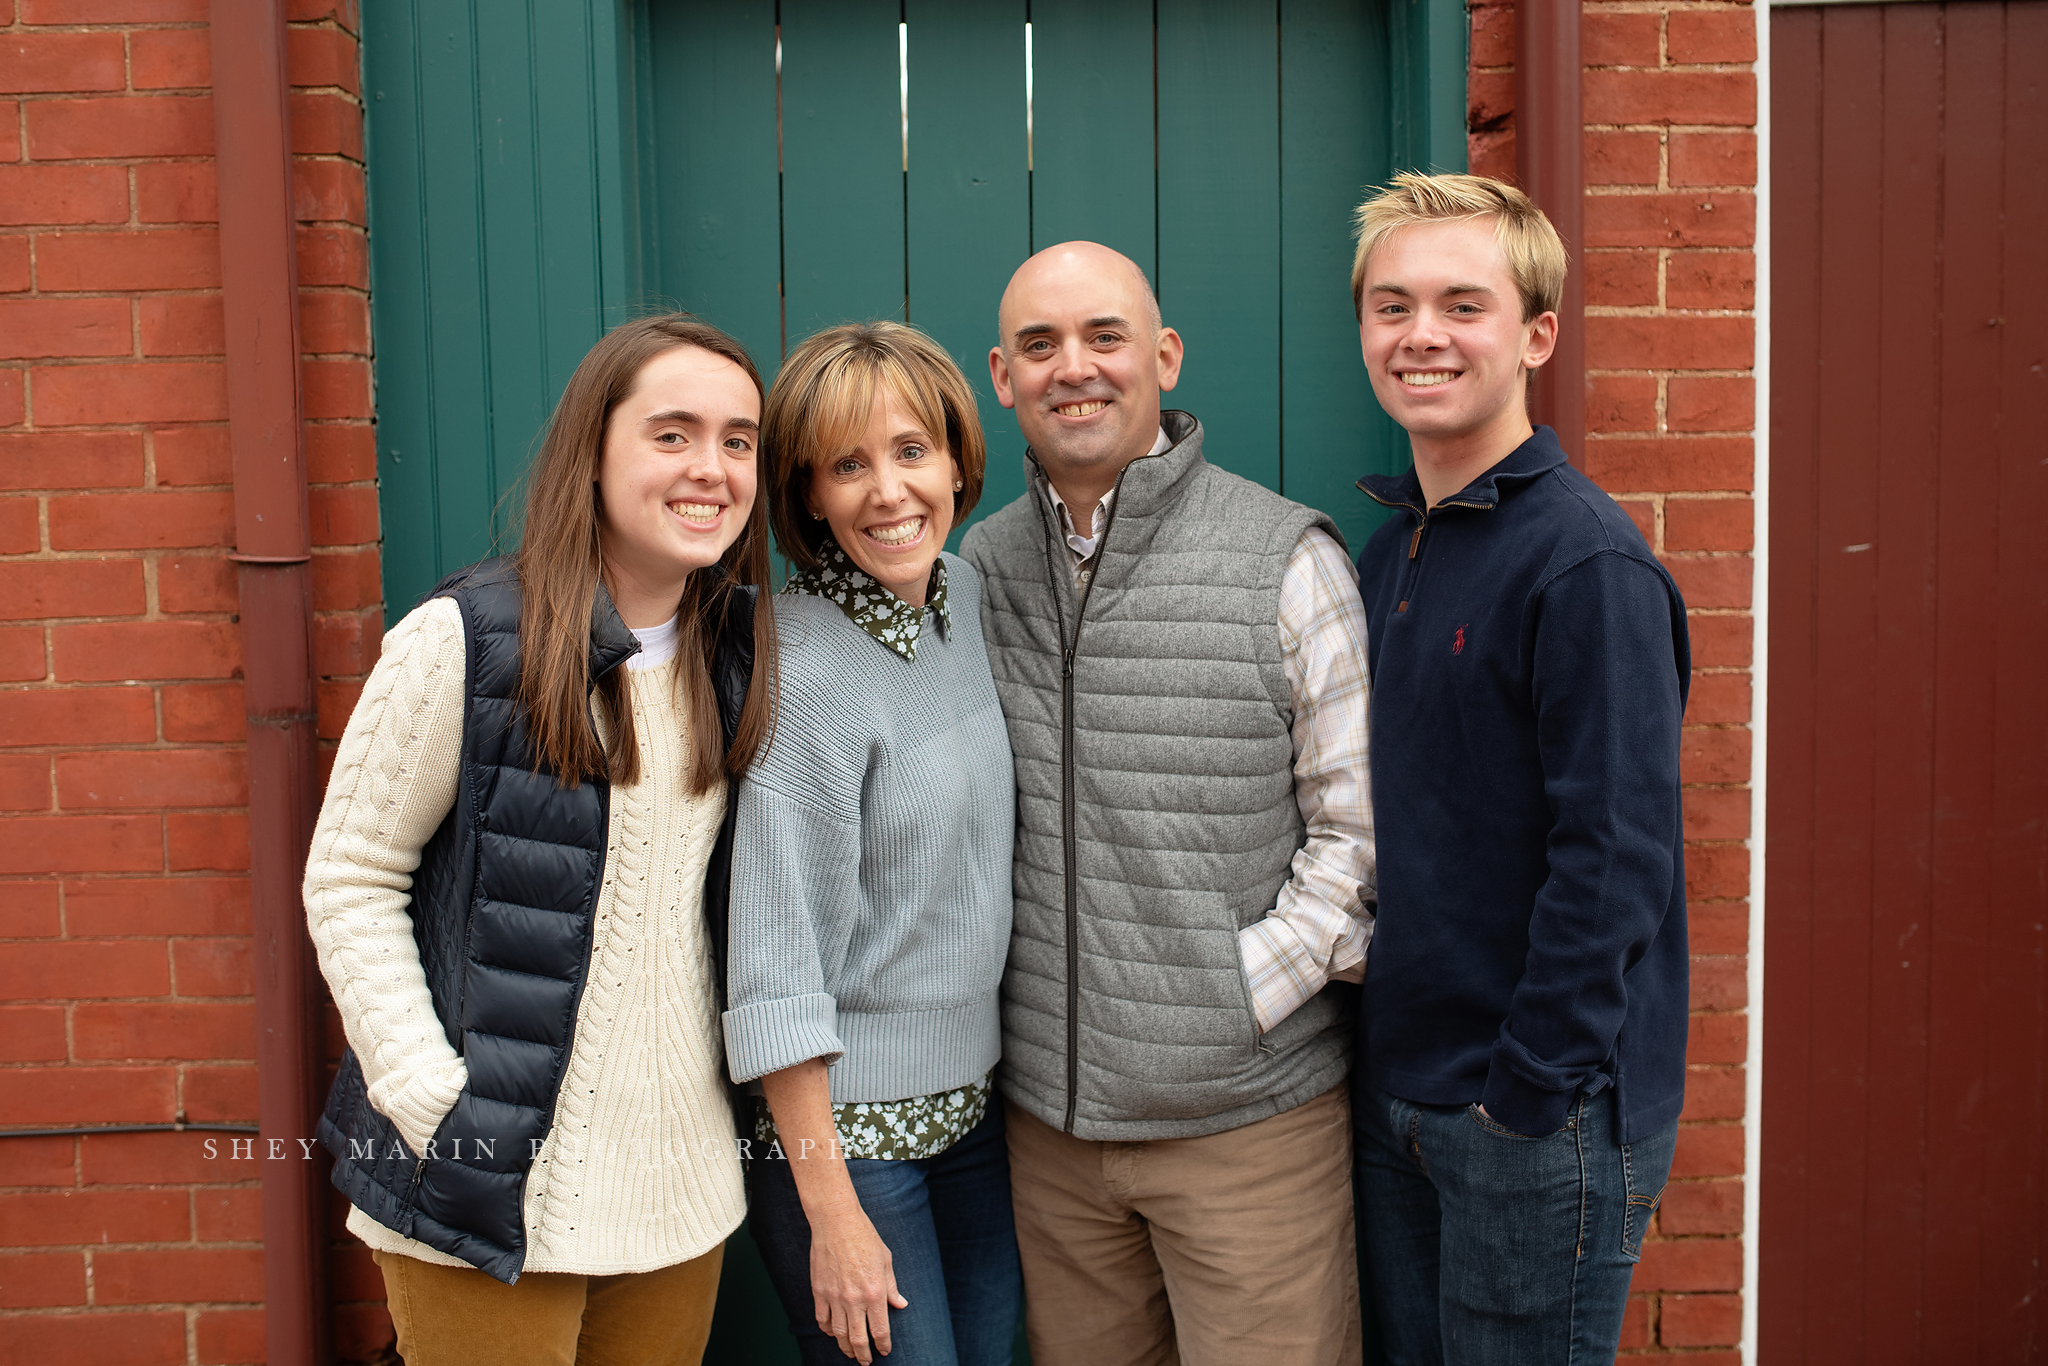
[1464,1101,1572,1141]
[1618,1125,1678,1260]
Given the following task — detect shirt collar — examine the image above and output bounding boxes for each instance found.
[623,613,680,672]
[782,535,950,662]
[1355,425,1573,514]
[1043,425,1173,557]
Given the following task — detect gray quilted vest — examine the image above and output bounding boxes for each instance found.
[962,412,1354,1141]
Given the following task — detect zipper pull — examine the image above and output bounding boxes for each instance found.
[1062,648,1074,679]
[1408,523,1424,560]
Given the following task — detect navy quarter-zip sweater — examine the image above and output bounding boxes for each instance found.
[1355,427,1690,1143]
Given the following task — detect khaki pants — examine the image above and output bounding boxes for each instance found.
[374,1244,723,1366]
[1005,1082,1361,1366]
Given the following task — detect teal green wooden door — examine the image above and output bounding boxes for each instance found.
[649,0,1468,566]
[363,2,1462,1359]
[368,0,1465,610]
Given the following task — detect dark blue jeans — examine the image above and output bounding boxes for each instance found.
[1353,1079,1677,1366]
[748,1102,1021,1366]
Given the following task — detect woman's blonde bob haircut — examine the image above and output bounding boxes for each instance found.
[1351,172,1568,324]
[763,321,987,571]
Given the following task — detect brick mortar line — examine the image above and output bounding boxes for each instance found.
[1580,1,1754,10]
[1585,124,1757,136]
[1581,309,1754,319]
[1589,367,1756,376]
[5,86,363,101]
[1585,185,1755,195]
[0,22,211,30]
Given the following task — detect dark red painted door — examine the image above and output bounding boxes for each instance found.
[1762,3,2048,1360]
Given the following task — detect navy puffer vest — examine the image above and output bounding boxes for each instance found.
[316,557,756,1283]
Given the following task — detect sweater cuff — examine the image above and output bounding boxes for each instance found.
[1479,1062,1576,1138]
[723,992,846,1085]
[366,1054,468,1157]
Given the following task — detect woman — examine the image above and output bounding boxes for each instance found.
[306,315,777,1365]
[723,321,1020,1366]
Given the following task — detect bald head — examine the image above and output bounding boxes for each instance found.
[989,241,1184,507]
[998,241,1162,345]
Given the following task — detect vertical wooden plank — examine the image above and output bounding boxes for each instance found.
[1924,6,2006,1354]
[1759,12,1824,1356]
[365,0,636,608]
[1279,0,1395,550]
[902,0,1030,544]
[412,0,499,588]
[649,0,782,373]
[1028,0,1157,283]
[1860,9,1943,1356]
[1389,0,1469,174]
[780,0,905,340]
[1984,7,2048,1354]
[530,1,611,387]
[1158,2,1282,487]
[1803,10,1886,1351]
[362,0,441,609]
[472,5,570,544]
[594,0,654,330]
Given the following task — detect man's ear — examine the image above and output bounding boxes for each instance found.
[1155,326,1186,393]
[989,346,1017,410]
[1522,310,1560,371]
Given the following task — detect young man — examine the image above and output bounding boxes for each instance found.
[961,241,1374,1365]
[1348,173,1690,1363]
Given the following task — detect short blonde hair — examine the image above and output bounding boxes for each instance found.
[763,321,987,571]
[1350,172,1567,323]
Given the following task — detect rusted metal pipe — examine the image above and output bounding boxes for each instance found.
[210,5,331,1363]
[1516,0,1587,465]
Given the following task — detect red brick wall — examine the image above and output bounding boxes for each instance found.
[0,1,388,1361]
[1470,1,1758,1360]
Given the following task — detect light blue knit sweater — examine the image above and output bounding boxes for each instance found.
[722,553,1015,1103]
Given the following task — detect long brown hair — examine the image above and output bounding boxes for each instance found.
[514,314,777,793]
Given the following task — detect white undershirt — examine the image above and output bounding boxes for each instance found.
[1044,426,1175,566]
[626,613,680,671]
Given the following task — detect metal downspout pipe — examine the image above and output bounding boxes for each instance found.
[1516,0,1588,464]
[210,5,331,1363]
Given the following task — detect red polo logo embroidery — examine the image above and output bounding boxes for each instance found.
[1453,625,1468,655]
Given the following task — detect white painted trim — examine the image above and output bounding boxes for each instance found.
[1743,4,1773,1361]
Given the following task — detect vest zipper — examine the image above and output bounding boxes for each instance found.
[1040,464,1129,1136]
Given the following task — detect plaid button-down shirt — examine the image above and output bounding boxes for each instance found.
[1047,464,1376,1033]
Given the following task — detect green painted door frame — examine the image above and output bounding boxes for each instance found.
[363,0,1466,614]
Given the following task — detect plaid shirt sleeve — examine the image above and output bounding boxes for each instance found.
[1240,526,1378,1034]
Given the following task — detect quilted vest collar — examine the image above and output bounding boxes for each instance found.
[588,577,643,683]
[1024,409,1206,524]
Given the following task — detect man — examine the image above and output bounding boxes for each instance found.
[1348,173,1690,1363]
[960,241,1374,1366]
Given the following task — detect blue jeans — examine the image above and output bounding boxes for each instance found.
[748,1102,1021,1366]
[1353,1079,1677,1366]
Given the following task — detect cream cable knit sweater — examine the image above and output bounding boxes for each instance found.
[304,597,745,1275]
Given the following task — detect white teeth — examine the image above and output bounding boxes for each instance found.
[1400,372,1458,388]
[671,502,720,522]
[866,516,924,546]
[1056,400,1107,417]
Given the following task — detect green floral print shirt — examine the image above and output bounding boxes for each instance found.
[781,535,950,662]
[754,1072,992,1161]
